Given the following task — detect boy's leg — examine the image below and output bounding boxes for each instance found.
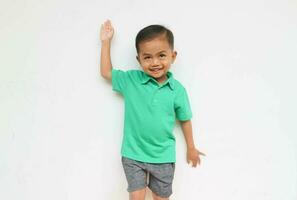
[129,187,146,200]
[121,157,148,200]
[147,162,175,200]
[151,192,169,200]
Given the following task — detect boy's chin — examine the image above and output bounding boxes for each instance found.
[150,73,164,79]
[144,70,167,80]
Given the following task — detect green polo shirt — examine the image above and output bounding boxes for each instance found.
[112,68,192,163]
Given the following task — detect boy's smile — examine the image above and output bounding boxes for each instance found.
[136,36,177,84]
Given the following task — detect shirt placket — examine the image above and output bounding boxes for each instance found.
[151,86,160,106]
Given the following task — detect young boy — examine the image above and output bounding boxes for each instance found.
[99,20,205,200]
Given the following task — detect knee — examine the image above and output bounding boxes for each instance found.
[152,192,169,200]
[129,188,146,200]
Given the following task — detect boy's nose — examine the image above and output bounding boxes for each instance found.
[152,58,161,66]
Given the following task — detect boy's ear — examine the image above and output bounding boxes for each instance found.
[171,51,177,63]
[136,55,140,63]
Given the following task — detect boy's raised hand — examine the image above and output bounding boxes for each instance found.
[100,20,114,42]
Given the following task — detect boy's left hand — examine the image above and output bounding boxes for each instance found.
[100,20,114,42]
[187,148,206,167]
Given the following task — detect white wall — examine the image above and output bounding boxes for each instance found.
[1,0,296,199]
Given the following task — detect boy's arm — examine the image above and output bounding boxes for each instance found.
[180,120,206,167]
[99,20,114,81]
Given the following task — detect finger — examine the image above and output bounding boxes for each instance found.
[106,22,110,28]
[106,20,112,27]
[199,152,206,156]
[193,159,198,167]
[100,25,106,34]
[106,23,112,31]
[104,22,110,30]
[108,24,113,31]
[197,157,201,165]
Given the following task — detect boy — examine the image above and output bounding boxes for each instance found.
[99,20,205,200]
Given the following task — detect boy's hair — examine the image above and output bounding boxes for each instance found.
[135,24,174,54]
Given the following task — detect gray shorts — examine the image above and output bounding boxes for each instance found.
[121,156,175,198]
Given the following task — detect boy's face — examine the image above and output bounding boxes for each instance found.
[136,36,177,83]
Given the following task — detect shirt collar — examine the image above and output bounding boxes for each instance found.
[141,71,175,90]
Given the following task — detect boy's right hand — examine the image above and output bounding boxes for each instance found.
[100,20,114,42]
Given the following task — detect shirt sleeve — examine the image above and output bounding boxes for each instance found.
[174,87,192,121]
[111,68,128,95]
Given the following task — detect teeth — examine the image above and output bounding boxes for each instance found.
[151,68,160,71]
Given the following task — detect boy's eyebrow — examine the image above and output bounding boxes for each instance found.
[141,50,167,56]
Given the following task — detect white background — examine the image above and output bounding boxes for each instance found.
[0,0,296,199]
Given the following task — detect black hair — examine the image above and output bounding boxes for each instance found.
[135,24,174,54]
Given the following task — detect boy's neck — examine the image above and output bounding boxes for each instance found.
[155,75,168,84]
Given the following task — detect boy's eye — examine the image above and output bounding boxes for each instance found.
[160,54,166,58]
[144,56,151,60]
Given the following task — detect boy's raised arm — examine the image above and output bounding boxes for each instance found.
[99,20,114,81]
